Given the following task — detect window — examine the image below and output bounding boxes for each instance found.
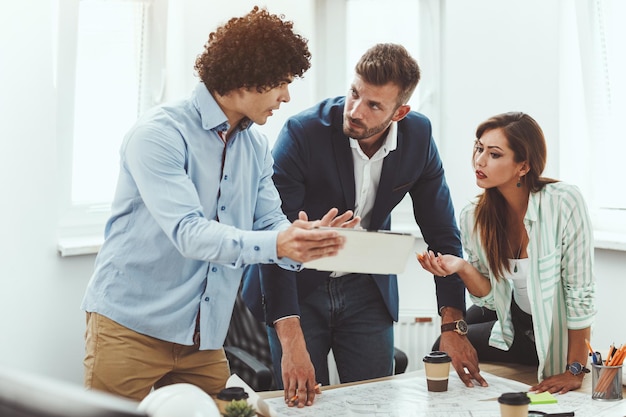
[343,0,442,233]
[559,0,626,245]
[72,1,147,204]
[56,0,167,252]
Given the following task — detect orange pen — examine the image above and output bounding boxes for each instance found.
[288,383,322,404]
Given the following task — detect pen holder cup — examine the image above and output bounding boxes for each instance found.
[591,363,623,401]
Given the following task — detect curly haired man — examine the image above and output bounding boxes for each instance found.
[81,7,350,401]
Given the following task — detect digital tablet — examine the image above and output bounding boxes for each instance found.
[303,227,416,275]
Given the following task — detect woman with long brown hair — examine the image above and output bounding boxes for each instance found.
[418,112,595,394]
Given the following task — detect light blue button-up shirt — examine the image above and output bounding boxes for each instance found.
[81,83,297,349]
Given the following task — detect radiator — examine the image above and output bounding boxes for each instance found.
[327,311,439,384]
[393,313,440,372]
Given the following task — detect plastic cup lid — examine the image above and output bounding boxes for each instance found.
[497,392,530,405]
[217,387,249,401]
[422,351,452,363]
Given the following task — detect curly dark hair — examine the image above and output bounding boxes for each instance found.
[194,6,311,95]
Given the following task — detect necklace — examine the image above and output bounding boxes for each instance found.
[495,213,526,273]
[505,229,525,273]
[512,239,523,273]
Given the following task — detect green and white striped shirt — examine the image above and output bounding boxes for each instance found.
[460,182,596,381]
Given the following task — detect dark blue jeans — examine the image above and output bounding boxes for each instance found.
[267,274,394,387]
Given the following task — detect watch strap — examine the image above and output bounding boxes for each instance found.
[440,319,468,335]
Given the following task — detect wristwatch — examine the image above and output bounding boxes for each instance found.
[565,361,590,376]
[440,319,468,335]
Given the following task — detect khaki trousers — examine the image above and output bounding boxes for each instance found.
[84,312,230,401]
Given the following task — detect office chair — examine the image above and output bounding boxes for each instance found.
[223,290,409,392]
[223,290,276,392]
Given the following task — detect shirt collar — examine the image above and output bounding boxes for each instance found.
[525,190,540,223]
[348,121,398,158]
[192,83,253,133]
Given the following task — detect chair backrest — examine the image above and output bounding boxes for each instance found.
[223,290,276,391]
[223,289,408,391]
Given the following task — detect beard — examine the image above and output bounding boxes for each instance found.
[343,113,394,140]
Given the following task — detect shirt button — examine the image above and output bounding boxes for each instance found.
[224,175,228,180]
[212,267,217,272]
[204,297,209,301]
[254,246,260,251]
[269,259,274,263]
[220,206,226,211]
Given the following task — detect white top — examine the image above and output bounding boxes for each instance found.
[506,258,531,314]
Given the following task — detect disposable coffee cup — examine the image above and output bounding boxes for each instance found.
[422,351,452,392]
[497,392,530,417]
[215,387,249,416]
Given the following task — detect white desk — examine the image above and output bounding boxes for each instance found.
[253,363,625,417]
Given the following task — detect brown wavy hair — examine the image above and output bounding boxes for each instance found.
[194,6,311,95]
[473,112,557,279]
[355,43,420,106]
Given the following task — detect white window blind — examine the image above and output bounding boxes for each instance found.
[591,0,626,211]
[345,0,441,233]
[72,0,148,205]
[56,0,167,251]
[560,0,626,241]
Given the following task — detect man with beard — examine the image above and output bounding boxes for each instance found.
[243,43,487,407]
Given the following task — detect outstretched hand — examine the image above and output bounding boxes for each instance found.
[297,208,361,229]
[417,250,465,277]
[276,208,360,262]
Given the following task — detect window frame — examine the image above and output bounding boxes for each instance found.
[57,0,626,255]
[56,0,167,255]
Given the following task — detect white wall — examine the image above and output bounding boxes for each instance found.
[0,1,90,383]
[398,0,562,314]
[0,0,623,387]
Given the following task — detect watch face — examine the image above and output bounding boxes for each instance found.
[457,320,468,333]
[569,362,582,375]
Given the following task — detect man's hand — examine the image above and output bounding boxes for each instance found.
[275,318,321,407]
[303,207,361,229]
[439,307,488,388]
[439,331,487,387]
[276,208,360,262]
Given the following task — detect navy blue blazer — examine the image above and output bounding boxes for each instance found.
[242,96,465,324]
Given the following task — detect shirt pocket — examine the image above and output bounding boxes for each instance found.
[537,248,561,304]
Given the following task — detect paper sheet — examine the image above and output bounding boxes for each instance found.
[236,371,626,417]
[303,228,416,275]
